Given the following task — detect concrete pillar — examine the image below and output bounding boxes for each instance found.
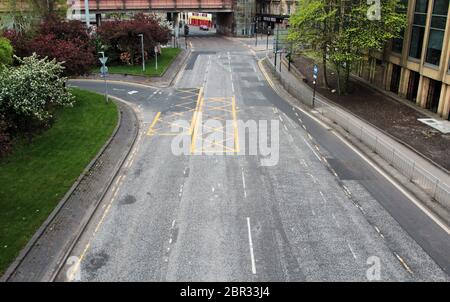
[437,84,450,119]
[398,68,410,98]
[418,76,430,108]
[384,62,393,91]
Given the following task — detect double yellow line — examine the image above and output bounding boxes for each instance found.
[146,112,161,136]
[190,87,204,153]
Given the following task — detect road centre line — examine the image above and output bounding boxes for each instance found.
[347,243,357,260]
[246,217,257,275]
[241,168,247,198]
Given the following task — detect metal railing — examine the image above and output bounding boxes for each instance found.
[267,57,450,208]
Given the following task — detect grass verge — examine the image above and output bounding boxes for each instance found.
[98,48,182,77]
[0,88,118,275]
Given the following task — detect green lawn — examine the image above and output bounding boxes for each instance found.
[0,89,118,275]
[99,48,182,77]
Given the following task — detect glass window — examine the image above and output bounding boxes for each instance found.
[425,0,449,65]
[409,0,429,59]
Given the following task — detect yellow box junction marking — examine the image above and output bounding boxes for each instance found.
[191,95,240,154]
[147,88,201,137]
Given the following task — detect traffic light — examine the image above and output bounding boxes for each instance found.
[184,24,189,36]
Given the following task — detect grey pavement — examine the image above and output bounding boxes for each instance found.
[58,36,449,281]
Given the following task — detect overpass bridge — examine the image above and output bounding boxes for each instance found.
[74,0,233,13]
[0,0,233,13]
[1,0,254,36]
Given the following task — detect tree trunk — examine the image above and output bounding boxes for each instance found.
[344,61,351,94]
[322,50,329,88]
[335,64,342,95]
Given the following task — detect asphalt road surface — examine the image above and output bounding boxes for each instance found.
[64,36,450,281]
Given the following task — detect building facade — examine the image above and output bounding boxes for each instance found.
[255,0,297,31]
[359,0,450,120]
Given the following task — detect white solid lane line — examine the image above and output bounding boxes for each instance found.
[241,168,247,198]
[246,217,257,275]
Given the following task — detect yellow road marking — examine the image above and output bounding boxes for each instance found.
[232,96,240,153]
[190,88,204,153]
[147,112,161,136]
[189,87,204,136]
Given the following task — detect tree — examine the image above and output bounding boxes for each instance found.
[289,0,406,94]
[3,14,95,75]
[29,34,95,75]
[0,0,66,32]
[0,53,74,141]
[0,37,13,67]
[289,0,336,88]
[96,13,171,65]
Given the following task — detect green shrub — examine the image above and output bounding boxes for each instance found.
[0,37,13,67]
[0,54,74,140]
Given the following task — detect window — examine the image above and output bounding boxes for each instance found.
[425,0,449,65]
[409,0,429,59]
[392,0,408,53]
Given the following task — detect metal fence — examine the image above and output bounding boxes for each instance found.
[267,58,450,208]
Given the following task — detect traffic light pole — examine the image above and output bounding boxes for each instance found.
[274,24,279,68]
[255,21,258,47]
[312,81,316,108]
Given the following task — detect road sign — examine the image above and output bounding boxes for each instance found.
[313,64,319,80]
[99,57,108,65]
[100,65,108,76]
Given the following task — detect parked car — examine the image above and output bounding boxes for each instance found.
[200,25,209,31]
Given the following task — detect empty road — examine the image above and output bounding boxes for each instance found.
[62,36,450,282]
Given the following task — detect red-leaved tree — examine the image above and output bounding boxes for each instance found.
[29,34,95,76]
[3,14,95,76]
[2,30,31,59]
[96,13,170,65]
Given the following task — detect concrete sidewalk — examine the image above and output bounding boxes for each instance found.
[259,51,450,224]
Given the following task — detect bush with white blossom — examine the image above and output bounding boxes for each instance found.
[0,53,74,135]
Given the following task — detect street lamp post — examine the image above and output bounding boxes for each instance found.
[84,0,90,27]
[138,34,145,72]
[155,45,158,71]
